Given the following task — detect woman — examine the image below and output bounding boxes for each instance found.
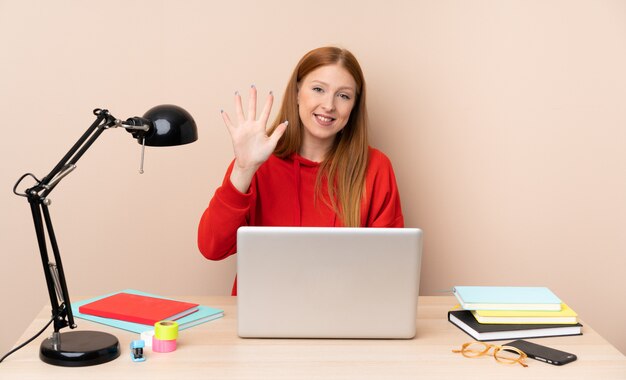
[198,47,404,295]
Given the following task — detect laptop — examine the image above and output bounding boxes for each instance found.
[236,227,423,339]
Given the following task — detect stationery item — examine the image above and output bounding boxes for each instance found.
[79,291,199,325]
[152,337,177,353]
[155,320,179,340]
[453,286,562,311]
[472,303,578,324]
[448,310,582,341]
[140,330,155,348]
[152,320,178,353]
[72,289,224,333]
[130,340,146,362]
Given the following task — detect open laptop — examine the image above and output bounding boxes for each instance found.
[236,227,423,339]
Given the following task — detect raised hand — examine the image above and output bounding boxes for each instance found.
[221,85,288,193]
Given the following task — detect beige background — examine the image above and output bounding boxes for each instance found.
[1,0,624,356]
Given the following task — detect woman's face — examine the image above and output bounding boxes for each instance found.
[297,64,357,150]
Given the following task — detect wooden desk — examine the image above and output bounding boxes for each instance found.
[2,296,625,379]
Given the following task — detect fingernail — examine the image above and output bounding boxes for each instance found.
[284,120,289,126]
[251,84,256,89]
[269,90,273,95]
[235,90,239,96]
[220,109,224,113]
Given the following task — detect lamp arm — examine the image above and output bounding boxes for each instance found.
[27,198,75,333]
[38,109,112,192]
[36,110,150,197]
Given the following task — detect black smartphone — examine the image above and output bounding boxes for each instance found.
[504,340,577,366]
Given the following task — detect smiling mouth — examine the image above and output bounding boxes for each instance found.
[314,114,336,124]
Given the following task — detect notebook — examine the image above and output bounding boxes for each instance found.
[72,290,224,333]
[452,286,562,311]
[471,303,578,324]
[79,292,199,325]
[236,227,423,339]
[448,310,583,341]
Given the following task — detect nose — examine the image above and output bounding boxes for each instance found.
[321,94,335,111]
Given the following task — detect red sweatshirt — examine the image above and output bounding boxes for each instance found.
[198,147,404,295]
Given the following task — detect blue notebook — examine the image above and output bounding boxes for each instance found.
[71,289,224,333]
[453,286,562,311]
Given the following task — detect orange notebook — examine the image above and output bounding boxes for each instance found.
[78,292,199,326]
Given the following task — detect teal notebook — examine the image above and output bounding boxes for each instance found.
[71,289,224,333]
[453,286,562,311]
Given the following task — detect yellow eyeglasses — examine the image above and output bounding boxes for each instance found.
[452,342,528,367]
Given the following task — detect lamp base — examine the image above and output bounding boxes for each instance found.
[40,330,120,367]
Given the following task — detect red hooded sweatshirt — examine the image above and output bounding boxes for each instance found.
[198,147,404,295]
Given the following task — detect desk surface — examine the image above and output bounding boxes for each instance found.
[2,296,625,379]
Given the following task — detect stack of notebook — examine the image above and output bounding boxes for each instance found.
[448,286,583,341]
[73,289,224,333]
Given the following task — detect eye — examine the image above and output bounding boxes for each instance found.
[312,86,324,93]
[338,93,351,100]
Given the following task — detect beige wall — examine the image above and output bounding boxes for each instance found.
[1,0,624,356]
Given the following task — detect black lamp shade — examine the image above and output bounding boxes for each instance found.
[141,104,198,146]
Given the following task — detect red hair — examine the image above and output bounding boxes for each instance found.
[271,47,369,227]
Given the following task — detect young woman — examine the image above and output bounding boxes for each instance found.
[198,47,404,295]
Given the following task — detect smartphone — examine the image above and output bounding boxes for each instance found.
[504,340,577,366]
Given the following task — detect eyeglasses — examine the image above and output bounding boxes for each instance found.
[452,342,528,367]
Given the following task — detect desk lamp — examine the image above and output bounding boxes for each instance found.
[12,105,198,366]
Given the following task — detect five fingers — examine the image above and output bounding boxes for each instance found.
[222,86,281,135]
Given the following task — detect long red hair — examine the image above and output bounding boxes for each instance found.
[270,47,369,227]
